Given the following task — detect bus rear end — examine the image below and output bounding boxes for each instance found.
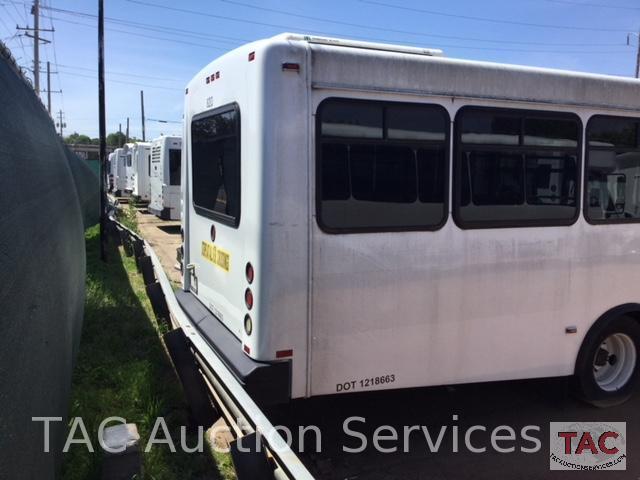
[179,39,297,404]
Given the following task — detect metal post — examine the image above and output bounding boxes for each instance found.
[46,61,51,114]
[98,0,107,261]
[33,0,39,94]
[636,28,640,78]
[140,90,146,142]
[126,117,129,144]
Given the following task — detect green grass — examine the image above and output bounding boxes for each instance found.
[117,202,139,233]
[61,224,235,480]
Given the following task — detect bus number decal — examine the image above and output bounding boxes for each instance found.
[336,374,396,392]
[201,241,230,272]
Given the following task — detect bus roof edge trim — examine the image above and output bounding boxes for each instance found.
[286,33,445,57]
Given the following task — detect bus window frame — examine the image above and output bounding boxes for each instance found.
[315,97,451,234]
[452,105,583,230]
[584,114,640,225]
[190,102,241,229]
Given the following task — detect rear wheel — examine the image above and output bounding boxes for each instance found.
[573,316,640,407]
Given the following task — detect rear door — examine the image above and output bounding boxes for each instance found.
[186,104,244,338]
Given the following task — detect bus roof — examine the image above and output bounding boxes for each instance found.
[192,33,640,113]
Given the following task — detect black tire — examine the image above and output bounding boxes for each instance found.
[572,316,640,408]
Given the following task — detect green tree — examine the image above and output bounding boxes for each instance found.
[106,132,127,147]
[65,132,92,144]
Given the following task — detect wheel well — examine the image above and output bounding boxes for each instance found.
[574,303,640,374]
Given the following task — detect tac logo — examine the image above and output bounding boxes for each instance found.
[549,422,626,471]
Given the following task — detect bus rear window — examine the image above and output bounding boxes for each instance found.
[169,149,181,186]
[191,105,240,227]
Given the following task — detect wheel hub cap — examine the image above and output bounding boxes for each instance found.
[593,333,637,392]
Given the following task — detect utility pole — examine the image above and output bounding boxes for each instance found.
[627,30,640,78]
[33,0,39,94]
[140,90,146,142]
[46,61,51,114]
[98,0,107,261]
[636,28,640,78]
[126,117,129,143]
[16,0,53,96]
[56,110,66,136]
[39,63,60,115]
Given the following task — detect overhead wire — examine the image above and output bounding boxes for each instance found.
[218,0,628,47]
[359,0,634,33]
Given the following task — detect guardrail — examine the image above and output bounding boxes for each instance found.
[108,215,315,480]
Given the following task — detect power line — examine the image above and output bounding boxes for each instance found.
[41,14,234,51]
[123,0,632,54]
[218,0,628,47]
[57,63,186,83]
[1,3,21,27]
[11,0,632,54]
[44,0,64,116]
[57,70,179,91]
[541,0,640,11]
[10,2,249,44]
[359,0,633,33]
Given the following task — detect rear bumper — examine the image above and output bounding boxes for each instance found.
[176,290,291,405]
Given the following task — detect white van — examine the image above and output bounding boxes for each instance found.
[130,142,152,201]
[180,33,640,406]
[149,136,182,220]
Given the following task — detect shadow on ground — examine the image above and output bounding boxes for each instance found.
[157,224,182,235]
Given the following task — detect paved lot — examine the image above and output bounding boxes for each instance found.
[268,378,638,480]
[135,208,182,284]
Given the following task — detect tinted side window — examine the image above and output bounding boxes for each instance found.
[318,99,448,232]
[191,105,240,226]
[586,116,640,222]
[588,117,637,148]
[456,108,580,228]
[169,149,181,186]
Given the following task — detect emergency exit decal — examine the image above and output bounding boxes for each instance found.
[201,241,230,272]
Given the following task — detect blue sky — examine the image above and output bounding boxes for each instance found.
[1,0,640,139]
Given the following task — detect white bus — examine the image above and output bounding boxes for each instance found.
[180,33,640,406]
[130,142,152,201]
[149,136,182,220]
[108,151,116,191]
[113,147,128,196]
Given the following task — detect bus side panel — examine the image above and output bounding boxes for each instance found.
[257,43,311,399]
[309,91,592,397]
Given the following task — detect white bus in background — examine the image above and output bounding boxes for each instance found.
[113,147,128,196]
[108,151,116,192]
[180,33,640,406]
[130,142,152,201]
[122,143,136,194]
[149,136,182,220]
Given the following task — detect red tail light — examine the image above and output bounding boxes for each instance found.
[245,262,254,284]
[245,288,253,310]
